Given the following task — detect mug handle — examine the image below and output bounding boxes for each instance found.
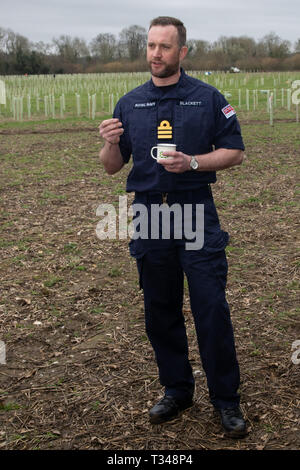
[151,146,158,160]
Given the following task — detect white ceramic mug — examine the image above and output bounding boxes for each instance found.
[151,143,177,161]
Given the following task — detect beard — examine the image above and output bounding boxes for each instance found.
[148,59,180,79]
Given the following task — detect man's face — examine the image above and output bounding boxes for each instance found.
[147,25,184,79]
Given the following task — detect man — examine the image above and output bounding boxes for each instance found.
[99,16,247,438]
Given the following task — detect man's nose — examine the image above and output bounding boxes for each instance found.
[153,46,162,57]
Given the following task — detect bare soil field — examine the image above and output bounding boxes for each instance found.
[0,119,299,450]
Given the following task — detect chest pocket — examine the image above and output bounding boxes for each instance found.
[177,102,212,153]
[130,105,157,161]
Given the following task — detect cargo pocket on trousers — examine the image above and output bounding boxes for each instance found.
[207,250,229,291]
[202,230,229,255]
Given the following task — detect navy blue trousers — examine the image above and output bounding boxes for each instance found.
[131,188,241,410]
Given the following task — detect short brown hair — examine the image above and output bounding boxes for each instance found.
[149,16,186,48]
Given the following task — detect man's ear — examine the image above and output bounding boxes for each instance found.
[180,46,189,62]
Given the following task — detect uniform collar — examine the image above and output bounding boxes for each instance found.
[146,68,195,100]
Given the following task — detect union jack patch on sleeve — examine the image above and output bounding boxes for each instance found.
[222,104,236,119]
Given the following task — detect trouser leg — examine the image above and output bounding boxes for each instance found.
[137,248,194,401]
[179,247,240,409]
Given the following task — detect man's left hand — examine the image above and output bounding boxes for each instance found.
[158,151,191,173]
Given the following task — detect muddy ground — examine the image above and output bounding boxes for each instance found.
[0,119,299,450]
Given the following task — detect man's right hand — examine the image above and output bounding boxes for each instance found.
[99,118,124,145]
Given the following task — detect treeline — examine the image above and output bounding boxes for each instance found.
[1,25,300,75]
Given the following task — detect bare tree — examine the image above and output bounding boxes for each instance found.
[31,41,53,55]
[119,25,147,61]
[258,32,291,58]
[90,33,117,62]
[294,39,300,53]
[52,35,89,62]
[187,39,211,58]
[1,28,30,55]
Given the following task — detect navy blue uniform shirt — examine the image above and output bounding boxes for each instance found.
[113,69,244,193]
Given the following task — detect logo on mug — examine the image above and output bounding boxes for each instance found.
[157,120,172,139]
[151,143,176,161]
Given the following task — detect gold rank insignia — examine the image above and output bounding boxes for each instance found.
[157,120,172,139]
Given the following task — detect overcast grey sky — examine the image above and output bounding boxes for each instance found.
[1,0,299,46]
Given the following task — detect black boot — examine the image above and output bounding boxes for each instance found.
[216,406,247,438]
[149,395,193,424]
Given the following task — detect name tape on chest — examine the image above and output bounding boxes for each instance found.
[179,101,203,106]
[222,104,236,119]
[134,102,156,108]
